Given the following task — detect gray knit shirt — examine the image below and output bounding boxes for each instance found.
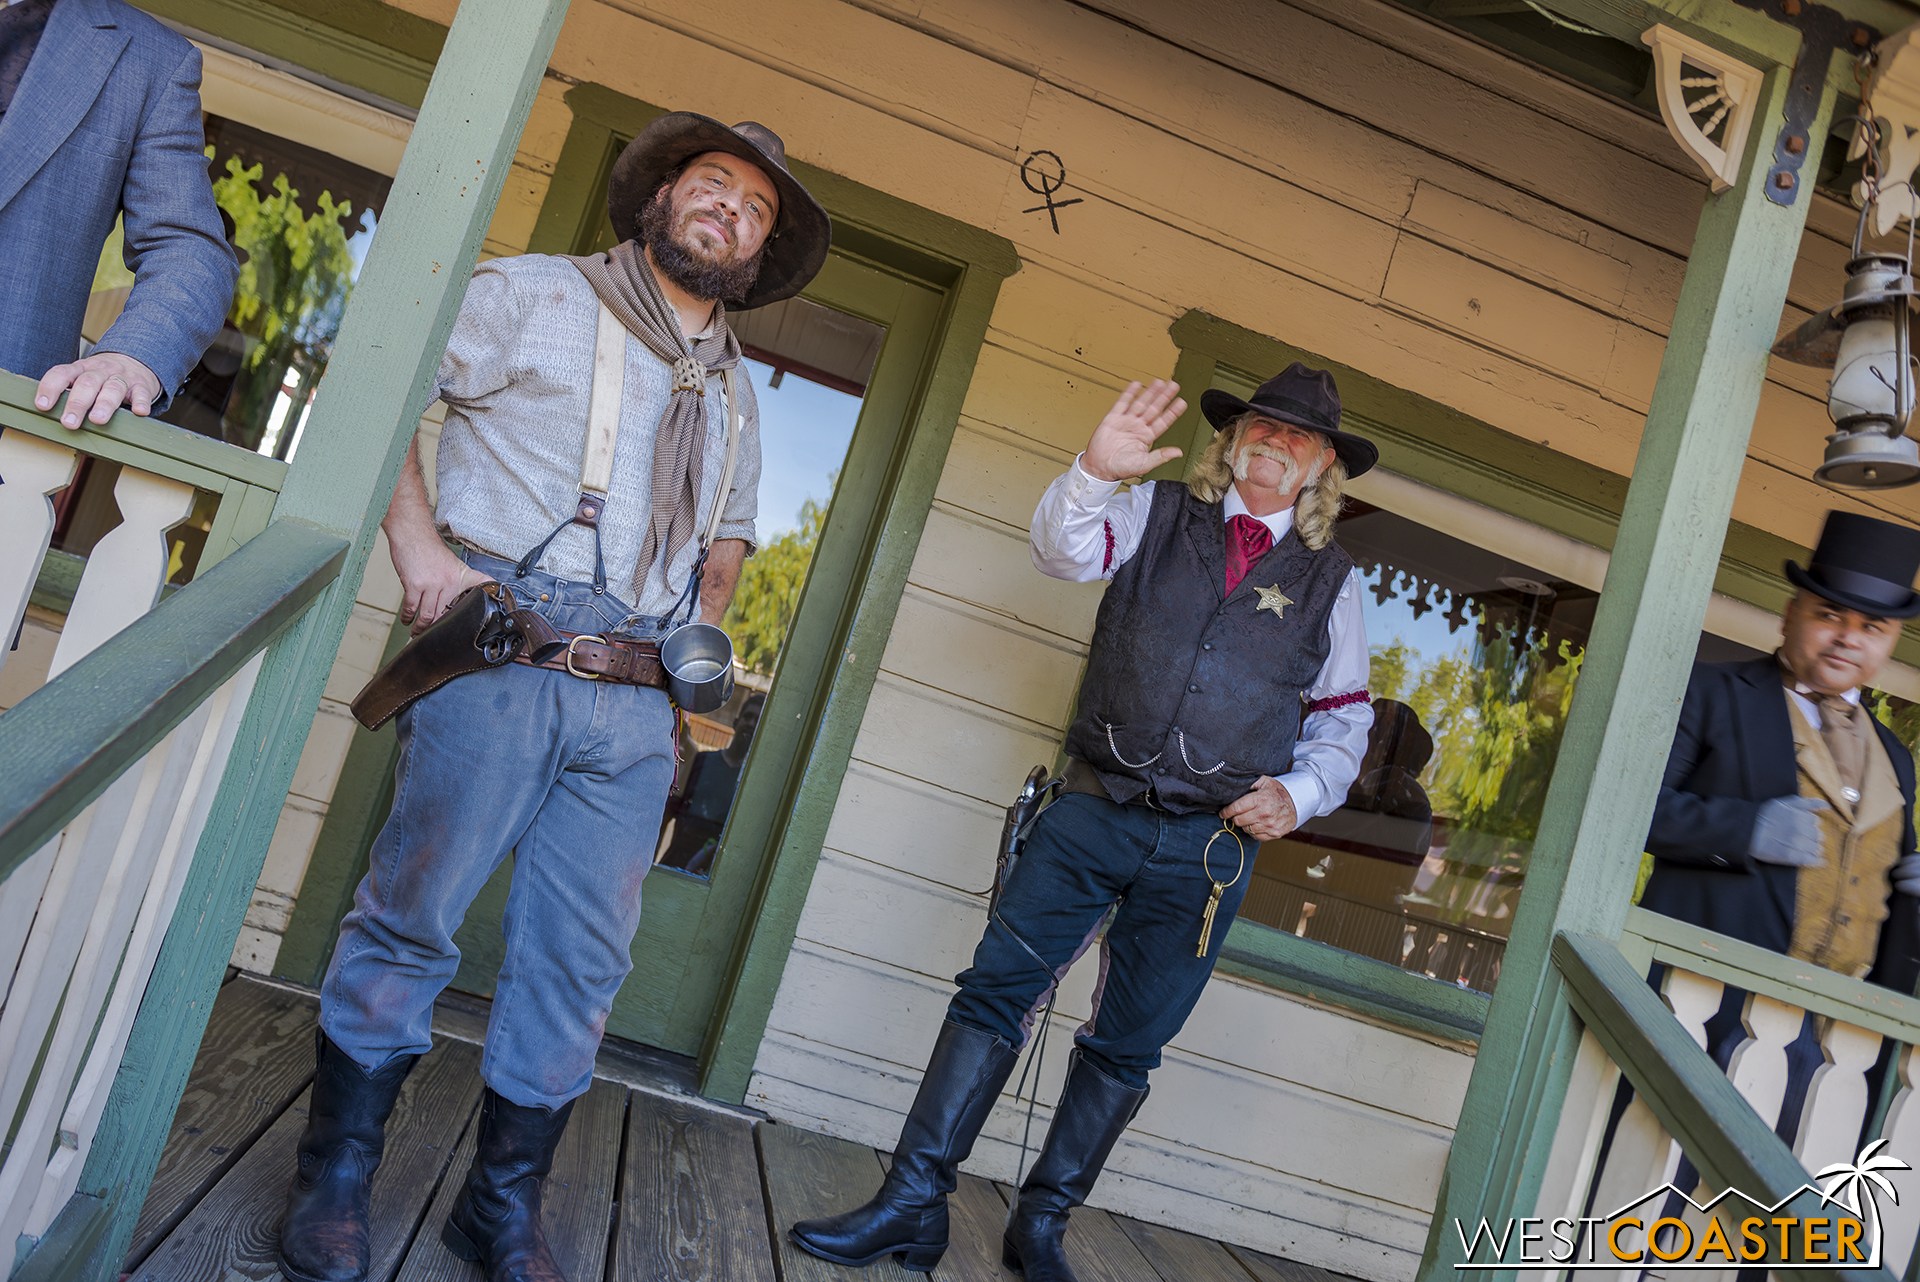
[433,255,760,618]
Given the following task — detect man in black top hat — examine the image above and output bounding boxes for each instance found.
[1640,510,1920,1144]
[790,367,1377,1280]
[276,113,829,1282]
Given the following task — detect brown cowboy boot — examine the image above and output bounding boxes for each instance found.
[441,1088,575,1281]
[277,1030,418,1282]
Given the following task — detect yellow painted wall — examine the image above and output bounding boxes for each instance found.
[225,0,1913,1273]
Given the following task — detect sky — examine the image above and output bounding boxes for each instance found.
[743,356,863,539]
[1360,562,1474,675]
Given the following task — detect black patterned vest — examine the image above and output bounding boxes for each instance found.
[1063,482,1355,813]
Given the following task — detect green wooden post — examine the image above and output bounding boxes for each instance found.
[51,3,572,1276]
[1418,60,1837,1279]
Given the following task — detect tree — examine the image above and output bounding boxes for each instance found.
[722,497,828,675]
[210,154,359,450]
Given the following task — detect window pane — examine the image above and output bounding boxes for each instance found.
[652,296,883,878]
[1228,478,1774,995]
[81,116,391,458]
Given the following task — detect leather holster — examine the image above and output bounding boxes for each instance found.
[350,581,538,731]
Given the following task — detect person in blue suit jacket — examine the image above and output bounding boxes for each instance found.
[0,0,236,429]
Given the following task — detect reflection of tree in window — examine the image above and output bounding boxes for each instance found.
[213,157,355,453]
[723,490,828,675]
[164,117,390,458]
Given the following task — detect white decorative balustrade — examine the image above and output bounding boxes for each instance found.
[0,388,286,1259]
[1537,907,1920,1282]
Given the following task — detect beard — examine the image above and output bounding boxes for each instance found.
[1234,440,1324,492]
[638,184,765,305]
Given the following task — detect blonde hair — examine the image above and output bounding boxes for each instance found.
[1190,414,1348,551]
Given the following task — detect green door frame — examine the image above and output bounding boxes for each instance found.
[279,81,1019,1103]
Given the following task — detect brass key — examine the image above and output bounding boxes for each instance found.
[1197,827,1246,958]
[1197,879,1226,957]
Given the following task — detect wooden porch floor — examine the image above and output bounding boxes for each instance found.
[122,973,1358,1282]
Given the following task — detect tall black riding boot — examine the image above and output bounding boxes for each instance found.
[790,1019,1020,1273]
[277,1030,419,1282]
[441,1088,575,1282]
[1002,1051,1148,1282]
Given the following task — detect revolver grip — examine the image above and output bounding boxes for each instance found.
[508,608,568,664]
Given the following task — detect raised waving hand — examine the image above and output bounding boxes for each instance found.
[1081,379,1188,482]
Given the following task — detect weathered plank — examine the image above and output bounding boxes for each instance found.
[123,978,320,1269]
[389,1088,481,1282]
[996,1183,1155,1282]
[1227,1241,1348,1282]
[129,1038,482,1281]
[1115,1212,1257,1282]
[758,1121,920,1281]
[614,1089,775,1282]
[394,1075,623,1282]
[935,1172,1013,1282]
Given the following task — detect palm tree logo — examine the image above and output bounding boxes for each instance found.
[1815,1138,1912,1265]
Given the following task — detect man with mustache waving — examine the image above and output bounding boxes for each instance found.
[790,365,1377,1279]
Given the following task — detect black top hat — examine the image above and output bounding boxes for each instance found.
[1198,362,1378,479]
[1785,511,1920,619]
[606,112,831,310]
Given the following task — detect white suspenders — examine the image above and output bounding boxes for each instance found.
[584,301,743,554]
[519,301,742,597]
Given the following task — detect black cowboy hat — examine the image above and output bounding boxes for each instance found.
[1198,362,1378,479]
[607,112,831,310]
[1786,510,1920,619]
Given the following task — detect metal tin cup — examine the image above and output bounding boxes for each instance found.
[660,622,736,714]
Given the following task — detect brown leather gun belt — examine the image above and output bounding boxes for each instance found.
[514,629,667,688]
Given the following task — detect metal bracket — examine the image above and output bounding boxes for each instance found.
[1729,0,1881,206]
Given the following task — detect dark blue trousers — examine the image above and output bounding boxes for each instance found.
[948,792,1252,1090]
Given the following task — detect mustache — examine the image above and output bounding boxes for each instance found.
[682,206,735,246]
[1233,441,1324,489]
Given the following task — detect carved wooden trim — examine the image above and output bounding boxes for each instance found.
[1642,24,1766,193]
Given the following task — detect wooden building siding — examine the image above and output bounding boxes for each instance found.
[154,0,1920,1274]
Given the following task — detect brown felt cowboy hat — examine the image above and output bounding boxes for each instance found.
[1198,362,1378,479]
[607,112,831,310]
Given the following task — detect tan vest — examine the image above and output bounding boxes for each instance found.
[1786,693,1906,978]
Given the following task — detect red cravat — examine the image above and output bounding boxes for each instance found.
[1225,514,1273,596]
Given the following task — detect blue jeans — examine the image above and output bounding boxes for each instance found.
[949,792,1252,1089]
[320,554,677,1109]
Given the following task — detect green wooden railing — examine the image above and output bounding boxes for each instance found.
[0,373,313,880]
[0,519,347,877]
[0,370,287,574]
[0,384,342,1281]
[1528,908,1920,1282]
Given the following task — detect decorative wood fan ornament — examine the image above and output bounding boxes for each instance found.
[1641,24,1765,193]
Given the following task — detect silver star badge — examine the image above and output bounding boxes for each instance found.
[1254,584,1293,619]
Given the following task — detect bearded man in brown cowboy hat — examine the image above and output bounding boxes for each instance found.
[791,366,1378,1279]
[274,113,828,1282]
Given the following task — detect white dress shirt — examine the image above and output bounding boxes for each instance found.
[1030,456,1375,820]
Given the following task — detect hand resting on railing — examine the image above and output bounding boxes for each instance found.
[1749,795,1829,868]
